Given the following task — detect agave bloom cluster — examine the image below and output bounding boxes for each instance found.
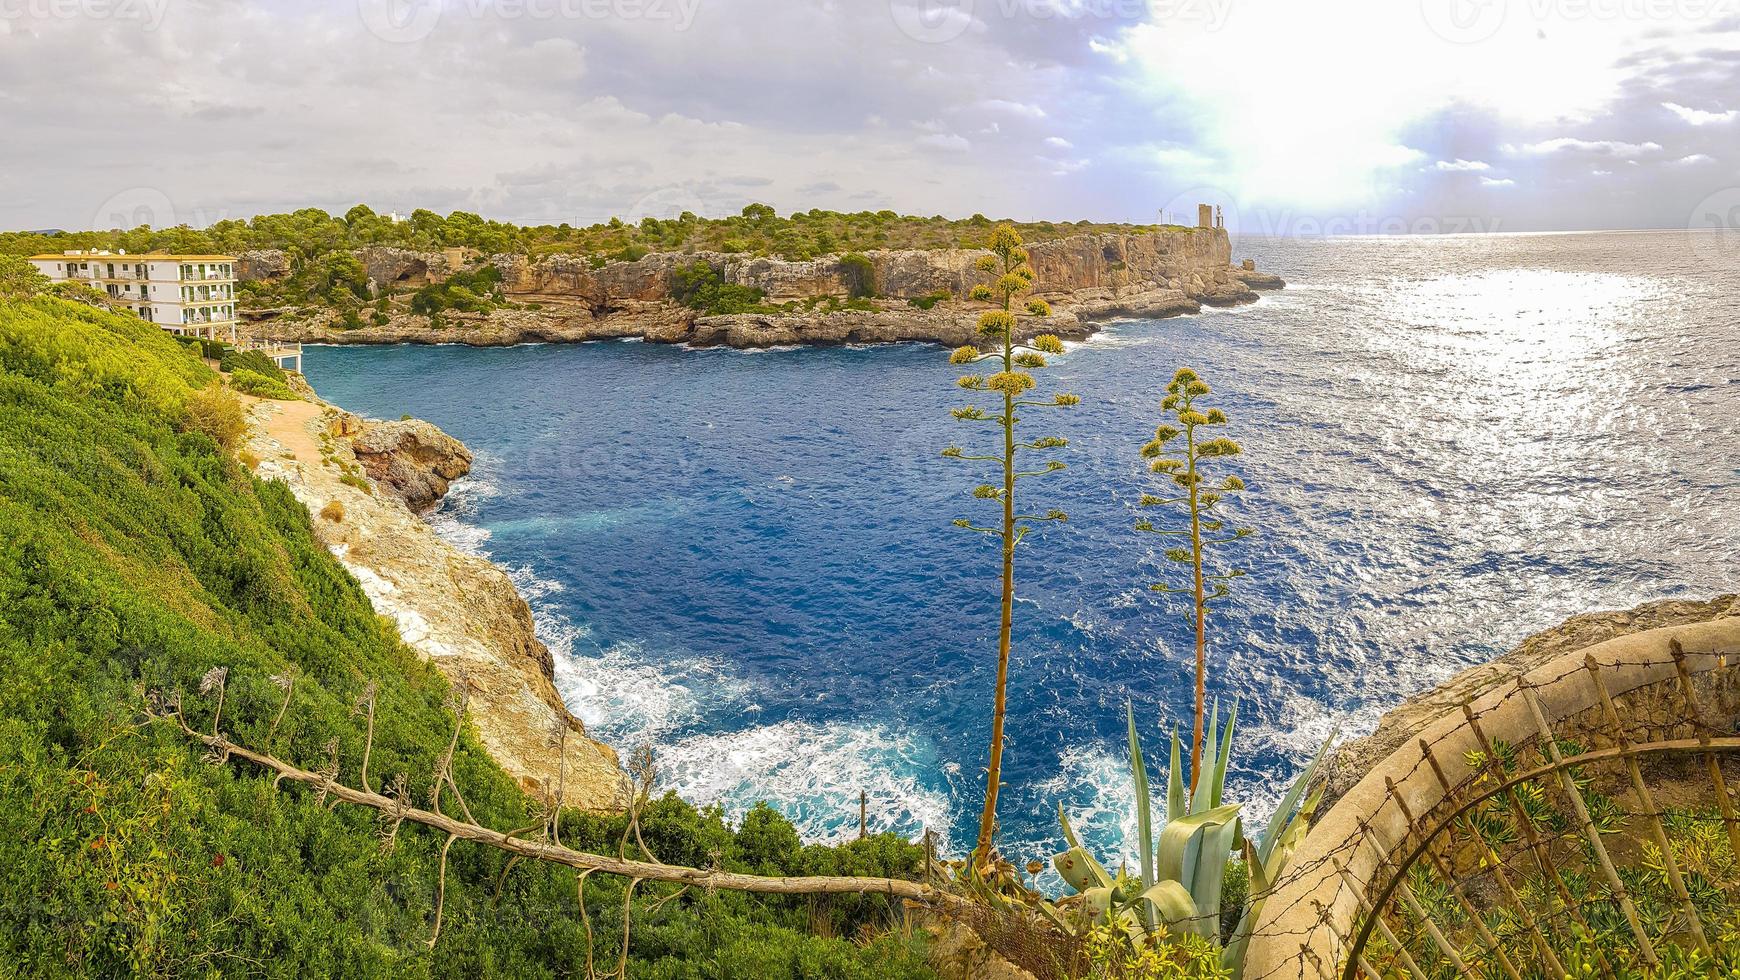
[1136,368,1253,600]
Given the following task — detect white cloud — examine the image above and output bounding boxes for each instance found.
[1676,153,1715,165]
[1663,102,1738,126]
[1434,159,1491,172]
[1044,136,1075,149]
[1480,177,1516,187]
[1519,138,1662,156]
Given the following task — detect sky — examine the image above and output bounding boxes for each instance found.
[0,0,1736,234]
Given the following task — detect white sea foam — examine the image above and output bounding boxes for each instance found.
[553,637,753,747]
[656,720,958,849]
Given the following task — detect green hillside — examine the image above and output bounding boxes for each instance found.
[0,297,933,979]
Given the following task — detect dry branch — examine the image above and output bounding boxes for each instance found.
[149,703,974,910]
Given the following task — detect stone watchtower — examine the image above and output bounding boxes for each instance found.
[1198,204,1214,229]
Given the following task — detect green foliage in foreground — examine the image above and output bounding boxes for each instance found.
[0,297,936,979]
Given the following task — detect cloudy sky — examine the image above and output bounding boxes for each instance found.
[1,0,1736,233]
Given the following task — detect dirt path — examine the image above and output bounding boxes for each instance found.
[242,395,324,464]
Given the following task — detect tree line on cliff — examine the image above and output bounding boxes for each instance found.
[1,203,1187,269]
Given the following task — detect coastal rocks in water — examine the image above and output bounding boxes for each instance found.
[349,417,474,512]
[1319,594,1740,807]
[242,395,626,807]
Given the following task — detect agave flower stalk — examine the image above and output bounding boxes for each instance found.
[944,223,1079,870]
[1136,368,1252,796]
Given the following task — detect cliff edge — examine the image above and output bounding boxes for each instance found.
[241,389,625,807]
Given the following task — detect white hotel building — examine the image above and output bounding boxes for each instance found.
[29,250,241,341]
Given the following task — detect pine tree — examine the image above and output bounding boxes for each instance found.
[943,224,1079,868]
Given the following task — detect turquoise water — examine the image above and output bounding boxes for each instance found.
[303,231,1740,866]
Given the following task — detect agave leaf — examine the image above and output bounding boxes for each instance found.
[1156,802,1241,884]
[1241,839,1271,898]
[1140,879,1199,926]
[1254,730,1336,870]
[1081,885,1115,923]
[1167,728,1186,821]
[1054,846,1108,894]
[1055,805,1113,891]
[1191,699,1220,813]
[1126,702,1156,892]
[1212,700,1239,811]
[1189,814,1243,939]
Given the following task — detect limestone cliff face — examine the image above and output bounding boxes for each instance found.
[1319,594,1740,806]
[242,229,1281,349]
[243,392,625,808]
[492,227,1239,307]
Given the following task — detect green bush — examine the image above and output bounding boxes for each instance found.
[668,261,776,316]
[909,291,952,311]
[220,348,287,382]
[838,253,876,299]
[409,266,504,318]
[0,298,935,979]
[228,368,299,401]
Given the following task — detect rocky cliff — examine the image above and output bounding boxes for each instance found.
[242,228,1282,349]
[241,388,626,807]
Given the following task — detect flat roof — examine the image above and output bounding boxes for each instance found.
[29,253,237,262]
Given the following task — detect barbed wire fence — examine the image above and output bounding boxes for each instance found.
[1237,632,1740,980]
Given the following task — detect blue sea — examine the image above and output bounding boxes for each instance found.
[303,230,1740,868]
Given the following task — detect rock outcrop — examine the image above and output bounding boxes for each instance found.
[242,391,625,807]
[1320,594,1740,806]
[242,229,1284,349]
[350,418,475,513]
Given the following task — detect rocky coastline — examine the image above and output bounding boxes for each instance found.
[241,229,1285,349]
[241,383,626,808]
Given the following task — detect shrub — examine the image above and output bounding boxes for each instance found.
[320,499,345,523]
[909,291,952,311]
[838,253,876,299]
[181,384,248,452]
[409,265,504,318]
[228,368,298,401]
[220,348,287,382]
[668,261,774,315]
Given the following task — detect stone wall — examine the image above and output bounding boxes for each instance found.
[1243,610,1740,980]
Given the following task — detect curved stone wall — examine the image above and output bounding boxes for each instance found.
[1243,616,1740,980]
